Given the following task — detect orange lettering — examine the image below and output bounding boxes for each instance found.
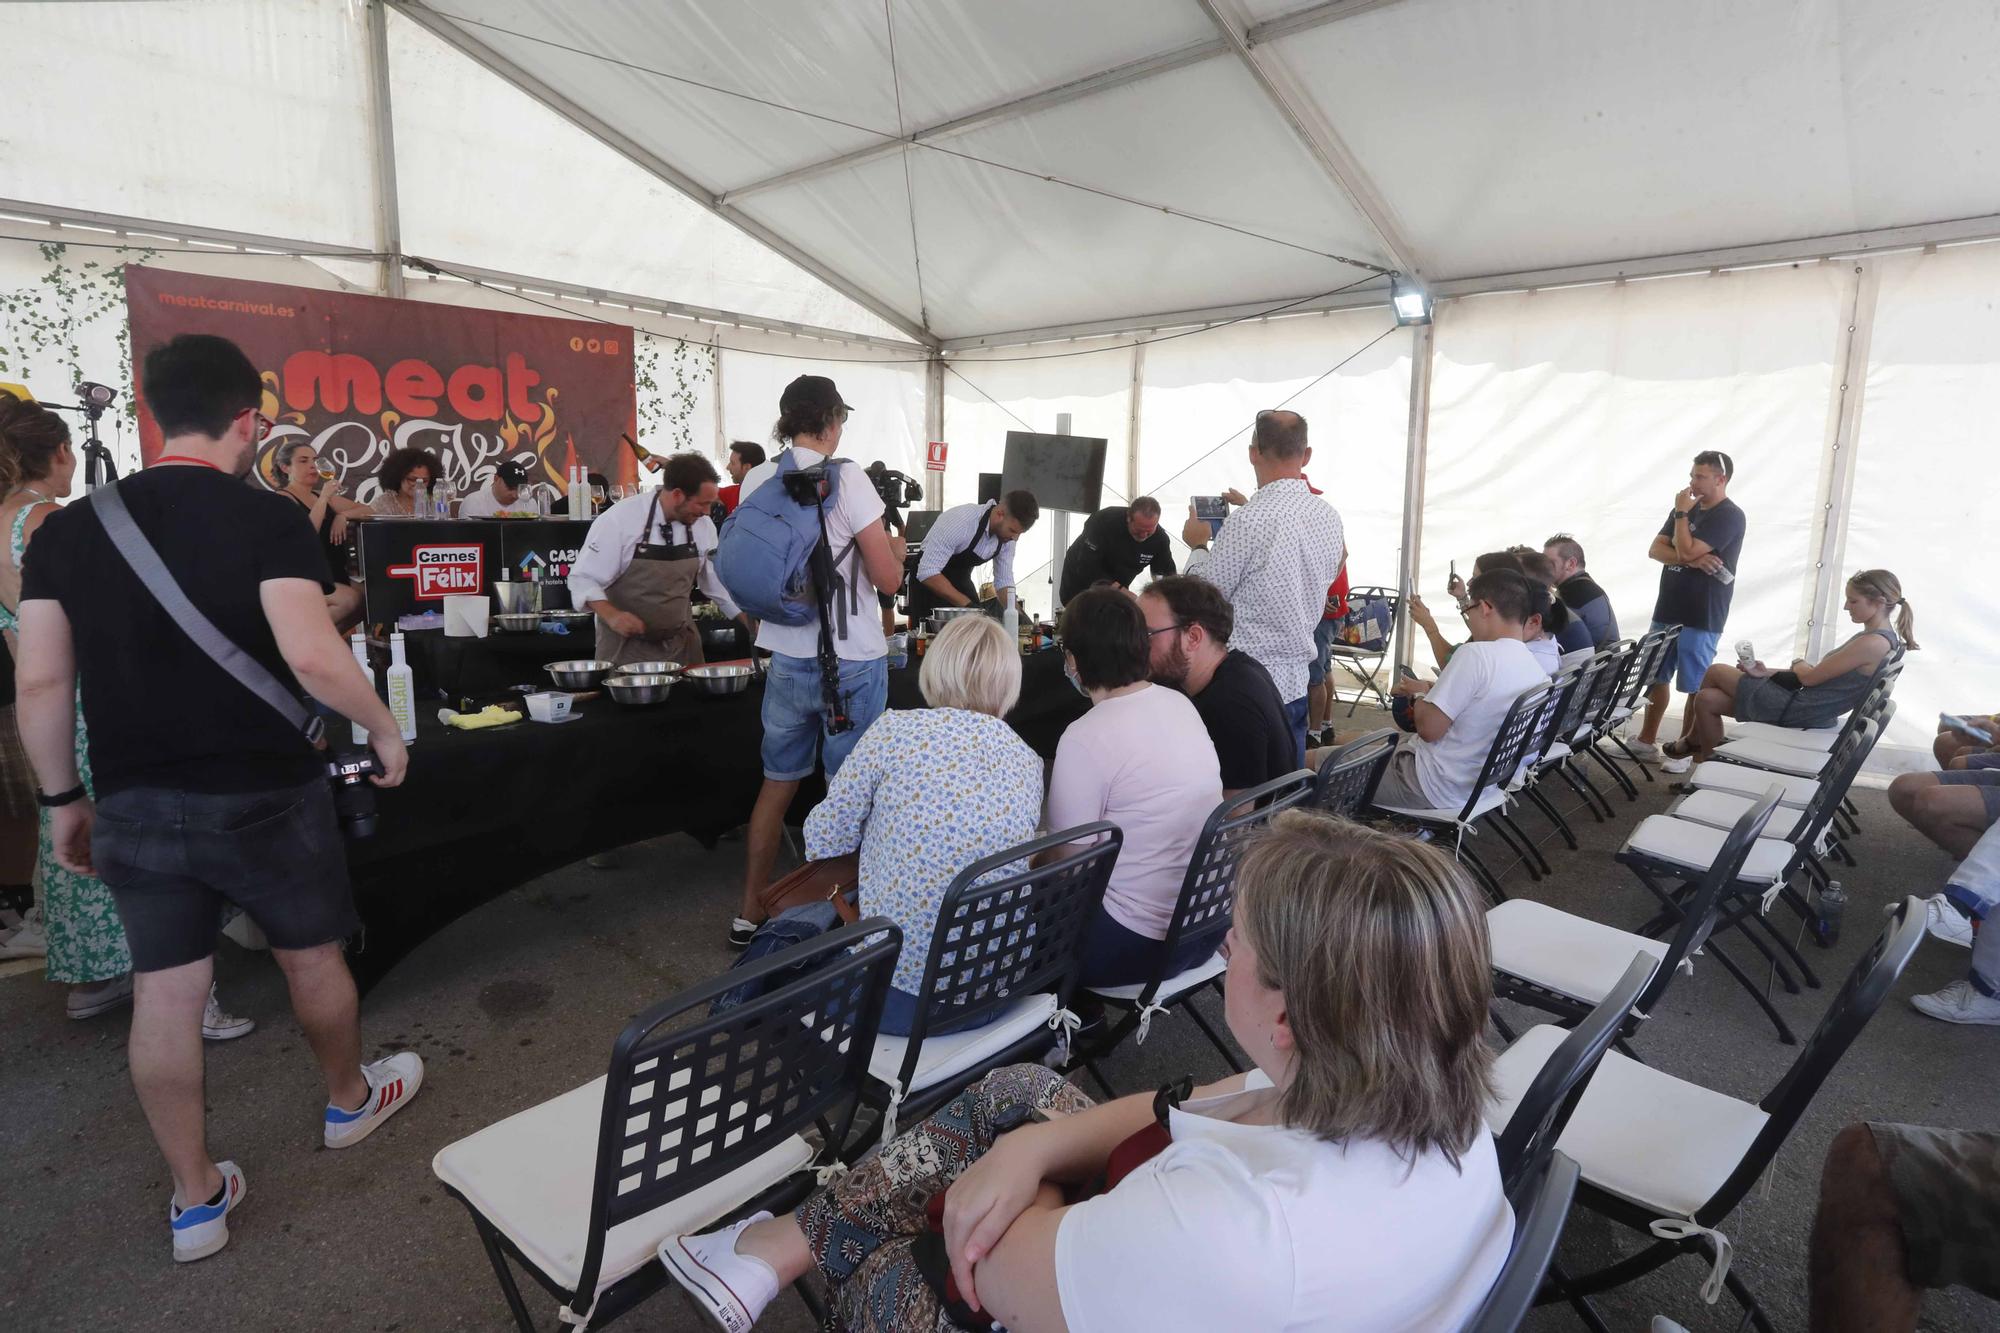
[447,363,504,421]
[505,352,543,423]
[385,359,445,417]
[282,350,382,414]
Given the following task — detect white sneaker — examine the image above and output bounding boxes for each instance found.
[323,1051,425,1148]
[201,985,256,1042]
[66,972,133,1019]
[660,1211,779,1332]
[1624,739,1663,763]
[1910,980,2000,1026]
[1659,753,1693,775]
[0,906,47,960]
[1917,894,1976,949]
[169,1160,247,1263]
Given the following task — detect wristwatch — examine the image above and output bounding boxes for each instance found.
[36,784,86,808]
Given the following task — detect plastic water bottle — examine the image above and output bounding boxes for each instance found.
[1815,879,1846,947]
[1736,639,1756,670]
[412,481,431,520]
[436,476,456,519]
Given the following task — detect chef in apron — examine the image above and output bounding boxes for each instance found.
[567,452,748,667]
[907,489,1038,620]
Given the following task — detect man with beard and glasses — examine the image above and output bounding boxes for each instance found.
[1140,576,1294,798]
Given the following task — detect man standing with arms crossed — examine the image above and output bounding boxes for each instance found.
[16,334,416,1262]
[1629,450,1747,772]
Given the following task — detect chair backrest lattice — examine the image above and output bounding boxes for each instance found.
[1581,640,1641,737]
[1614,627,1677,717]
[1315,728,1397,816]
[1461,678,1561,822]
[1552,651,1618,748]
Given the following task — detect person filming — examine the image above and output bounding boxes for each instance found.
[908,490,1038,620]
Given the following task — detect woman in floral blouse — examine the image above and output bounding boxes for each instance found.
[803,614,1043,1035]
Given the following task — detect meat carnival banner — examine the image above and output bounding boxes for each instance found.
[125,268,637,502]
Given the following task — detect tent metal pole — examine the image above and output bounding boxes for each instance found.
[924,356,945,512]
[1126,342,1146,500]
[385,1,939,349]
[1801,261,1880,660]
[365,1,405,298]
[709,330,726,458]
[1394,321,1434,673]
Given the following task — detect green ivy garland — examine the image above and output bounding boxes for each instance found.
[634,329,714,455]
[0,243,153,423]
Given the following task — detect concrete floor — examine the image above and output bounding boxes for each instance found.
[3,711,1996,1333]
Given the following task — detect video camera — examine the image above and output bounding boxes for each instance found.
[864,461,923,533]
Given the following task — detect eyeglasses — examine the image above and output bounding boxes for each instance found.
[238,407,274,442]
[1146,621,1188,638]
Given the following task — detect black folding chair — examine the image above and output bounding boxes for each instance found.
[1544,642,1636,822]
[1368,678,1560,905]
[1070,770,1316,1096]
[1511,652,1617,849]
[1592,625,1679,786]
[1313,727,1397,816]
[1461,1151,1582,1333]
[848,824,1117,1156]
[1493,899,1926,1333]
[433,919,901,1332]
[1324,584,1398,714]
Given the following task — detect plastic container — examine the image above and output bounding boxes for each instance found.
[526,691,574,723]
[1814,879,1846,947]
[387,631,417,742]
[1735,639,1756,670]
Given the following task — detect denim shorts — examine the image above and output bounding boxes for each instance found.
[1649,619,1722,693]
[1308,617,1338,687]
[761,652,888,782]
[92,780,359,972]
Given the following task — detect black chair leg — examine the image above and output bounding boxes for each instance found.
[1558,761,1611,822]
[1457,841,1508,905]
[1081,1059,1120,1100]
[1542,1260,1615,1333]
[1489,1006,1518,1043]
[475,1217,543,1333]
[1721,1258,1778,1333]
[1181,993,1246,1074]
[1525,784,1580,850]
[1588,743,1640,800]
[1750,905,1822,989]
[1704,937,1800,1044]
[1608,734,1657,782]
[1491,811,1550,878]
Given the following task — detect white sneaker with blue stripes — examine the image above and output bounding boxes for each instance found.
[170,1160,246,1263]
[324,1051,425,1149]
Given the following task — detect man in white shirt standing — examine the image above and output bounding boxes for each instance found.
[1181,409,1343,766]
[1371,569,1548,812]
[907,490,1037,620]
[568,453,744,668]
[730,376,907,949]
[456,460,527,519]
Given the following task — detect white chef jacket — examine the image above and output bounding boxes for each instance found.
[567,492,740,618]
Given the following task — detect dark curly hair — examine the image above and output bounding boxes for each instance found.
[0,390,70,497]
[379,447,442,495]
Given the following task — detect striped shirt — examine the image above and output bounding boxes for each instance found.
[915,501,1016,594]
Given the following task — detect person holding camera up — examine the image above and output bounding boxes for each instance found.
[15,334,415,1264]
[907,489,1039,620]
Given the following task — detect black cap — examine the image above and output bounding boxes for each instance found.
[494,461,527,487]
[779,374,853,417]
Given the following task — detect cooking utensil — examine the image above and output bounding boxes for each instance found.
[682,664,755,696]
[605,674,675,706]
[545,659,613,689]
[493,612,541,633]
[493,581,542,616]
[545,608,592,625]
[929,606,985,632]
[526,691,574,722]
[611,660,683,678]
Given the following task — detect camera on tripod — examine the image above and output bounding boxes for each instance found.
[864,461,922,531]
[326,749,379,839]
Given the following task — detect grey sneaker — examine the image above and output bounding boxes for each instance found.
[1624,739,1663,763]
[1911,980,2000,1026]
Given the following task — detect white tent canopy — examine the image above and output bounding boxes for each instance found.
[2,0,1996,767]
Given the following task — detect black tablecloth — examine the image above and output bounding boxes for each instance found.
[888,646,1084,761]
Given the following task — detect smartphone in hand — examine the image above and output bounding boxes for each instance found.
[1191,495,1229,542]
[1941,714,1995,744]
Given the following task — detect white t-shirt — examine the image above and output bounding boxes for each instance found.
[457,480,514,519]
[1411,637,1548,810]
[737,444,888,662]
[1525,634,1561,677]
[1044,683,1221,938]
[1056,1070,1513,1333]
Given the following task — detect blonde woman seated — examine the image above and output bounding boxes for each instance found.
[802,613,1043,1036]
[664,813,1513,1332]
[1670,568,1914,764]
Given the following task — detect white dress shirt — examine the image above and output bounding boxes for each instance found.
[914,500,1015,596]
[738,444,888,661]
[567,492,739,618]
[1187,477,1345,704]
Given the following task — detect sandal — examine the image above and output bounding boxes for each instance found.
[1661,739,1699,760]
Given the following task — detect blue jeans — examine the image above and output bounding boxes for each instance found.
[761,652,888,781]
[1079,906,1217,989]
[1308,617,1338,687]
[876,985,1006,1038]
[1284,696,1309,768]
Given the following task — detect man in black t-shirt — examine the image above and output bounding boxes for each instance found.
[1059,497,1177,605]
[1140,576,1292,796]
[1630,450,1748,771]
[16,334,418,1263]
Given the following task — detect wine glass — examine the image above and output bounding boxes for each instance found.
[316,459,337,483]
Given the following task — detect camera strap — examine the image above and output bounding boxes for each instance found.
[92,482,327,745]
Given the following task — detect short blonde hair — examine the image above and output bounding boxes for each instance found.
[919,614,1021,717]
[1235,811,1494,1164]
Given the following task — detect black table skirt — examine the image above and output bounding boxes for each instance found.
[888,645,1084,762]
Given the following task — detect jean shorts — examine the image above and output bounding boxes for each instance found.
[1649,619,1722,693]
[761,652,888,782]
[92,780,359,972]
[1308,617,1339,687]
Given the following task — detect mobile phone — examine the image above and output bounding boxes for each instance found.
[1192,495,1229,541]
[1941,714,1994,744]
[1396,664,1418,681]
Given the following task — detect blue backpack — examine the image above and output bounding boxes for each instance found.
[714,450,843,627]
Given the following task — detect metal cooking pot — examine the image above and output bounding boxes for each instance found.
[929,605,986,632]
[493,612,541,633]
[605,674,675,706]
[611,660,683,678]
[682,664,755,696]
[493,582,542,616]
[545,659,613,690]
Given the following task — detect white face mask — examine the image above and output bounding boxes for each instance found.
[1064,660,1089,698]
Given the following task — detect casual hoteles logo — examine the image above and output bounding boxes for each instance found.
[387,544,485,600]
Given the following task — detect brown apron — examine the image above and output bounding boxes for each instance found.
[593,505,706,668]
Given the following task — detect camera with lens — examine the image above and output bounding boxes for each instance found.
[864,461,922,511]
[326,749,379,839]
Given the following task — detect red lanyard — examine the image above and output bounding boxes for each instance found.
[153,455,223,472]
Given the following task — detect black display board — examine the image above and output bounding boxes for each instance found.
[356,518,592,626]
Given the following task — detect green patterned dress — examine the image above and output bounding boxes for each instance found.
[6,501,130,983]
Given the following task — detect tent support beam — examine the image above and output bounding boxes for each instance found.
[1801,261,1880,660]
[1245,0,1406,46]
[1394,321,1433,675]
[365,0,406,298]
[1195,0,1423,279]
[1126,342,1147,499]
[387,1,939,349]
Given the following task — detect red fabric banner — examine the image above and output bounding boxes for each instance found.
[125,268,637,500]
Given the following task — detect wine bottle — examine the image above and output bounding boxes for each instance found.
[622,432,665,473]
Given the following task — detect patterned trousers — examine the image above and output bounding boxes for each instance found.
[798,1063,1095,1333]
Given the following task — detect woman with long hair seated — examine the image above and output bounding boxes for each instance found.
[800,613,1043,1035]
[1669,568,1914,764]
[272,438,370,631]
[664,812,1512,1331]
[369,447,442,515]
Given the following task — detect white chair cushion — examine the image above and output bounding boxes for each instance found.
[432,1076,814,1298]
[1488,1025,1768,1217]
[1375,784,1509,826]
[1089,949,1227,1004]
[1708,738,1828,778]
[868,993,1057,1095]
[1487,900,1668,1006]
[1668,789,1808,841]
[1622,815,1795,882]
[1687,761,1819,809]
[1725,720,1841,751]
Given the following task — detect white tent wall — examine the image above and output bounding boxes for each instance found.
[1421,267,1851,710]
[717,337,927,484]
[1842,241,2000,767]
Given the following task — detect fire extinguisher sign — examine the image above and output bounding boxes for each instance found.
[925,440,948,471]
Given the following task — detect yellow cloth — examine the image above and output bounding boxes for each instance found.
[441,704,521,730]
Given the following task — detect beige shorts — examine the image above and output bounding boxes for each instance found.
[1869,1123,2000,1299]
